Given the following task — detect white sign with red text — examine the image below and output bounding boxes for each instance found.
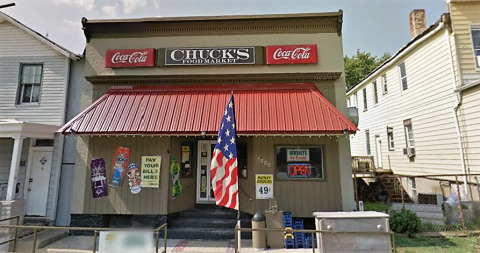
[265,45,318,65]
[105,49,155,68]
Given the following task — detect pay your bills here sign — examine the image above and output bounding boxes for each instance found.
[265,45,318,65]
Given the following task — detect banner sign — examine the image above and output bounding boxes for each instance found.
[90,158,108,198]
[256,174,273,199]
[287,148,310,162]
[140,156,161,188]
[105,49,155,68]
[165,47,255,65]
[99,231,154,253]
[265,45,318,65]
[109,147,130,188]
[288,163,312,178]
[127,163,142,194]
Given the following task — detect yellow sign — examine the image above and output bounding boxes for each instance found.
[256,174,273,199]
[140,156,161,188]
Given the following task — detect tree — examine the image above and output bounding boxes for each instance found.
[344,50,391,90]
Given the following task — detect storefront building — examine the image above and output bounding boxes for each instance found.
[59,12,357,228]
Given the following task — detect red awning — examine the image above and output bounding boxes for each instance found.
[59,84,358,135]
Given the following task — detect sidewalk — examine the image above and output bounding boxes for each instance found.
[29,236,316,253]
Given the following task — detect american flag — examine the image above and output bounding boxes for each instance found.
[210,94,239,210]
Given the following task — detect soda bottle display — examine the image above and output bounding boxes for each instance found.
[171,156,182,197]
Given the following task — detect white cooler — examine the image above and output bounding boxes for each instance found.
[313,211,392,253]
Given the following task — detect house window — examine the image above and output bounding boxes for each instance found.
[382,74,388,94]
[366,130,371,155]
[471,25,480,68]
[363,88,367,111]
[354,92,358,107]
[18,64,43,104]
[404,119,415,148]
[275,146,324,180]
[399,62,408,90]
[387,127,394,151]
[373,81,378,104]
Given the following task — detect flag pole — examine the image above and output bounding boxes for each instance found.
[232,90,241,252]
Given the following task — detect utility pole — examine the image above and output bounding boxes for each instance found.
[0,3,15,9]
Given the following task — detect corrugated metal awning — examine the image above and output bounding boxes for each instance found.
[58,83,358,135]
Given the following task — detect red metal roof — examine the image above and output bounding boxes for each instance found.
[59,84,358,135]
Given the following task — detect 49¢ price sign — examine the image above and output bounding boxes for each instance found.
[256,174,273,199]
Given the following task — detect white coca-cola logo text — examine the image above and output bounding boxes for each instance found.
[273,47,311,60]
[111,51,150,64]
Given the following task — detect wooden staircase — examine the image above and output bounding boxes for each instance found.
[377,172,412,203]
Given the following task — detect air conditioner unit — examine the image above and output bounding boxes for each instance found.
[403,148,408,155]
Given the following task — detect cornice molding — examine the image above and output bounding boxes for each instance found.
[85,72,342,85]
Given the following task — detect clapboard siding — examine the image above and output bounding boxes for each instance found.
[83,136,170,215]
[458,85,480,174]
[348,28,464,175]
[450,2,480,77]
[0,22,68,126]
[0,138,30,200]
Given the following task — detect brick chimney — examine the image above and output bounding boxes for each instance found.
[410,9,426,39]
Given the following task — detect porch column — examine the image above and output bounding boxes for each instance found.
[6,137,24,201]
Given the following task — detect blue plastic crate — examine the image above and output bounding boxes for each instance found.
[285,238,295,249]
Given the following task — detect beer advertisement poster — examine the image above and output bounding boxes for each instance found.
[140,156,161,188]
[109,147,130,188]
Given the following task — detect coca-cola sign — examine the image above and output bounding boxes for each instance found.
[265,45,318,65]
[164,47,255,66]
[105,49,155,68]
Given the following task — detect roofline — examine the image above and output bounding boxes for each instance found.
[83,11,343,24]
[0,11,82,60]
[347,14,448,96]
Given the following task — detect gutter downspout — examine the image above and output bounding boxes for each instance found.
[445,23,470,197]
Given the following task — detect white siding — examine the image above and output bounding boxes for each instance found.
[0,22,68,126]
[458,85,480,174]
[347,29,464,175]
[0,138,30,200]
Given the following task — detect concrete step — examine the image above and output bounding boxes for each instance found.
[169,218,238,228]
[15,230,68,252]
[167,227,251,240]
[177,209,238,219]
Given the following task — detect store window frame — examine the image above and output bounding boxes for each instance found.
[387,127,394,151]
[470,24,480,70]
[17,63,43,105]
[274,145,325,181]
[237,142,248,179]
[399,62,408,91]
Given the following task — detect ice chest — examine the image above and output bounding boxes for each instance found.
[313,211,392,253]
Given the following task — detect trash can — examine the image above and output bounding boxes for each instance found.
[265,210,284,248]
[252,213,266,251]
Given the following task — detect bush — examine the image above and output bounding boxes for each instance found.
[389,210,421,235]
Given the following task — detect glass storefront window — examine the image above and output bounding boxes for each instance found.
[275,146,324,180]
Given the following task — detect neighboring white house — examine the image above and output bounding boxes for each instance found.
[0,11,81,224]
[347,2,480,180]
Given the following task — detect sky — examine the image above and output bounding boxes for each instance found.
[1,0,446,56]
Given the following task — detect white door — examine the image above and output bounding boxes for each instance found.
[197,141,216,203]
[375,135,383,169]
[26,150,53,216]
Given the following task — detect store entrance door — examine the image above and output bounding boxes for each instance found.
[196,140,216,203]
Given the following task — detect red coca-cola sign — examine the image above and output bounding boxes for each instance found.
[105,49,155,68]
[265,45,318,65]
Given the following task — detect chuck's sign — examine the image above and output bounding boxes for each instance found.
[265,45,318,65]
[105,49,155,68]
[165,47,255,65]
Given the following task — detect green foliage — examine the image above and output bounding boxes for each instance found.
[389,209,422,235]
[364,202,390,212]
[344,50,391,90]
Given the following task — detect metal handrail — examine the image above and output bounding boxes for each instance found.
[0,221,168,253]
[239,186,253,201]
[0,215,20,251]
[234,225,396,253]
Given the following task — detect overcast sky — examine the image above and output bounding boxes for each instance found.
[1,0,446,56]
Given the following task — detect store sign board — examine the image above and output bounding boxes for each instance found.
[287,149,310,162]
[105,49,155,68]
[265,45,318,65]
[165,47,255,65]
[256,174,273,199]
[99,231,154,253]
[140,156,161,188]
